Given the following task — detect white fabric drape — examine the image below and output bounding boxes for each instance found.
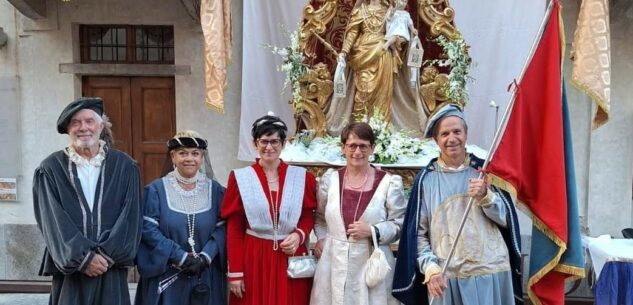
[452,0,547,148]
[238,0,305,161]
[238,1,547,159]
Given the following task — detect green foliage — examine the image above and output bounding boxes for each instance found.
[423,35,474,105]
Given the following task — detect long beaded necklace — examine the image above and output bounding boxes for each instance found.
[177,178,199,256]
[340,168,370,226]
[267,176,281,251]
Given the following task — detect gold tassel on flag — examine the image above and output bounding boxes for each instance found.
[570,0,611,129]
[201,0,232,113]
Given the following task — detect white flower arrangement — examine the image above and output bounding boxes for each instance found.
[262,25,308,111]
[283,119,489,166]
[290,109,429,165]
[424,35,474,105]
[364,110,427,164]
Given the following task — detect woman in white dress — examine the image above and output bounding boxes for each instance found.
[310,122,406,305]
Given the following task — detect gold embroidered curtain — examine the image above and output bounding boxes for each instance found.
[201,0,232,112]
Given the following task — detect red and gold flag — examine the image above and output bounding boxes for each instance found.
[487,2,585,304]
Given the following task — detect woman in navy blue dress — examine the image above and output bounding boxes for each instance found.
[135,130,226,305]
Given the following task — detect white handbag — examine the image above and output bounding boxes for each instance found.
[365,228,391,288]
[287,254,317,278]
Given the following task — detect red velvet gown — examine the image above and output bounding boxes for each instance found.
[221,161,317,305]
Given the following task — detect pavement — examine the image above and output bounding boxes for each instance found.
[0,284,137,305]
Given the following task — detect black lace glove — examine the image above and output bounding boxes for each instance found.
[179,255,197,270]
[182,256,208,276]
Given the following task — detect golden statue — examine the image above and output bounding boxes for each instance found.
[340,0,396,119]
[325,0,424,135]
[294,0,468,136]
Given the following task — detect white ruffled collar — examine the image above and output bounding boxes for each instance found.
[65,140,107,167]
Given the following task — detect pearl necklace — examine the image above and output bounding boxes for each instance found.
[178,181,199,255]
[266,174,279,184]
[261,161,282,250]
[267,181,281,251]
[174,169,197,185]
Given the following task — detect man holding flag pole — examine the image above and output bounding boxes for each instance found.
[393,1,584,304]
[391,102,524,305]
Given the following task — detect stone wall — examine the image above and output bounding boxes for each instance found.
[0,224,48,281]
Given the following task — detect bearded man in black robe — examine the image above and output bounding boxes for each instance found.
[33,97,142,305]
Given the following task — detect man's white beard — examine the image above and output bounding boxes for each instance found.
[74,137,98,149]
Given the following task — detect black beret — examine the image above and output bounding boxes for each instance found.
[56,97,104,134]
[167,137,208,151]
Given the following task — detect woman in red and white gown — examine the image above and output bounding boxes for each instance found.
[221,114,316,305]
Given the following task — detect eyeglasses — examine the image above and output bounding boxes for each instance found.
[344,143,371,152]
[257,139,282,148]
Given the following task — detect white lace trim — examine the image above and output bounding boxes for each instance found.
[65,140,107,167]
[166,171,205,197]
[163,172,211,214]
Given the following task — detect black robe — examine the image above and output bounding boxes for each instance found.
[33,148,142,305]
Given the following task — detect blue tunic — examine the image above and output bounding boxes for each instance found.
[134,176,227,305]
[392,154,524,305]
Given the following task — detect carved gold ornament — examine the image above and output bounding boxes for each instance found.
[299,0,338,58]
[418,0,460,40]
[296,63,333,137]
